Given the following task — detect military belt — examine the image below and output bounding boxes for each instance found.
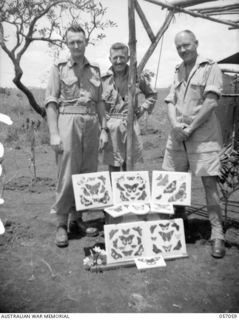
[59,105,96,115]
[107,113,127,119]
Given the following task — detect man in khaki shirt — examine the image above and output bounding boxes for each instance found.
[102,42,157,172]
[45,25,108,247]
[163,30,225,258]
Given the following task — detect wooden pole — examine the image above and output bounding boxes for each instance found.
[208,11,239,16]
[166,0,217,7]
[127,0,137,171]
[191,4,239,13]
[154,34,164,89]
[135,0,156,42]
[138,10,174,75]
[143,0,239,29]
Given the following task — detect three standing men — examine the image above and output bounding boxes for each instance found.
[45,24,225,259]
[45,25,108,247]
[163,30,225,258]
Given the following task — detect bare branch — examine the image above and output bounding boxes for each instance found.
[1,0,116,118]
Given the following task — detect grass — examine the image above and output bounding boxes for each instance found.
[0,86,170,149]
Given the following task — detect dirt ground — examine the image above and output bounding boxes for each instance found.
[0,133,239,313]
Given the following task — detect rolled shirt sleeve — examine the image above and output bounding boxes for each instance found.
[45,64,60,108]
[204,62,223,98]
[138,72,157,114]
[165,81,176,105]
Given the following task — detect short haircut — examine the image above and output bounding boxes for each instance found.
[175,30,197,42]
[110,42,129,55]
[65,24,86,41]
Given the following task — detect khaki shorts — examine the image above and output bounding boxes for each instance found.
[162,148,220,176]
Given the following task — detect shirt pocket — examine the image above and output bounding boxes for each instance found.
[103,87,118,111]
[89,76,101,101]
[189,80,205,102]
[174,80,184,103]
[61,76,79,100]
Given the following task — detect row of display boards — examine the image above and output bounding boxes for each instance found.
[72,170,191,269]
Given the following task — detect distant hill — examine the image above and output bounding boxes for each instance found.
[0,86,169,112]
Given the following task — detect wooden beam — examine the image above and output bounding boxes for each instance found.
[127,0,137,170]
[208,11,239,16]
[135,0,156,43]
[143,0,239,28]
[219,66,239,74]
[138,10,174,75]
[165,0,217,7]
[192,4,239,13]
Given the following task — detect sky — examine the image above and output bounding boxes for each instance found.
[0,0,239,89]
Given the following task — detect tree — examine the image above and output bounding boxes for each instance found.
[0,0,116,118]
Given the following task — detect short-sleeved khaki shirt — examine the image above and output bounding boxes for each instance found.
[165,55,223,153]
[45,56,103,109]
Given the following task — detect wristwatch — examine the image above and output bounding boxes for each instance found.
[101,126,109,134]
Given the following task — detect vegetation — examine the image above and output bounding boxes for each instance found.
[0,0,116,117]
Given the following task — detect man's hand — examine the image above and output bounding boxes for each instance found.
[171,123,189,142]
[99,129,108,152]
[183,126,192,139]
[50,133,63,153]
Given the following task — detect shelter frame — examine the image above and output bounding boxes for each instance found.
[127,0,239,170]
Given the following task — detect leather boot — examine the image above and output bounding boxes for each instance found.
[211,239,225,258]
[55,225,68,247]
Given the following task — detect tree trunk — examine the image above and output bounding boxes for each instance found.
[13,64,46,118]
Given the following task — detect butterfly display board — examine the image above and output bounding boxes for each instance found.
[134,255,166,270]
[104,204,130,218]
[145,219,187,259]
[150,203,174,215]
[72,171,113,211]
[151,171,191,206]
[111,171,151,205]
[104,218,187,264]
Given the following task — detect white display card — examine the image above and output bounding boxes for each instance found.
[72,171,113,211]
[135,255,166,269]
[150,203,174,215]
[151,171,191,206]
[111,171,151,205]
[145,218,187,259]
[104,221,147,264]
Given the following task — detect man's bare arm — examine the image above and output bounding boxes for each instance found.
[46,102,63,153]
[184,92,219,137]
[96,100,108,152]
[168,102,188,141]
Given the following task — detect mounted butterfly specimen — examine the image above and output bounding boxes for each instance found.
[156,174,169,186]
[119,235,134,246]
[153,244,162,254]
[173,240,182,250]
[164,180,177,194]
[159,222,170,231]
[158,230,174,242]
[168,182,187,202]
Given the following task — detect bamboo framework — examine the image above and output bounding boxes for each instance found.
[127,0,239,170]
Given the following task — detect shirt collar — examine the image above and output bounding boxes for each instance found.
[107,64,129,77]
[195,55,211,66]
[176,55,211,72]
[67,56,90,68]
